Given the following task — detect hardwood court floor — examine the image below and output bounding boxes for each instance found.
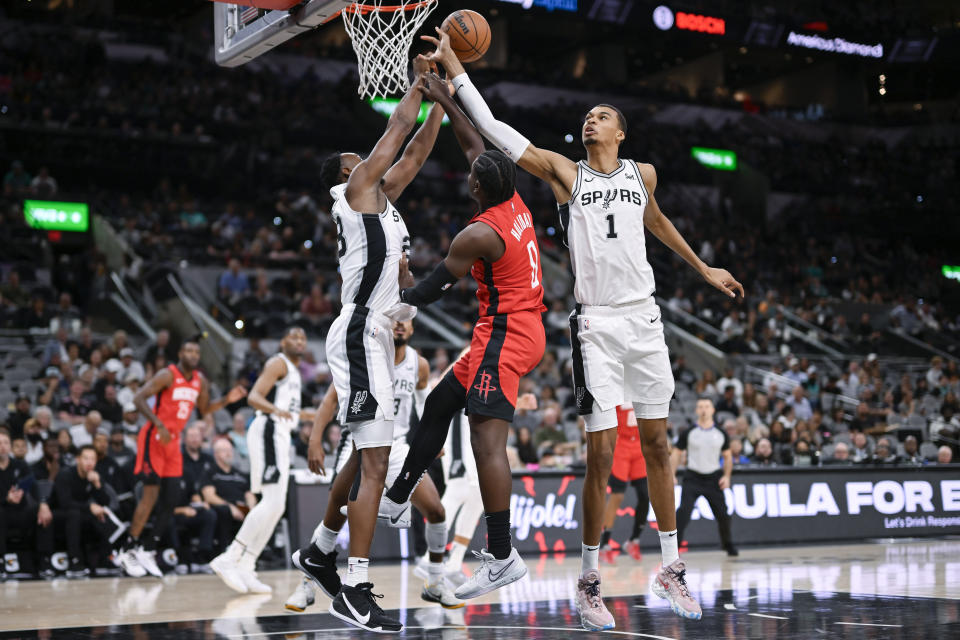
[2,539,958,638]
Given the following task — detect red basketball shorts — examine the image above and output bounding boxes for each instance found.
[134,423,184,482]
[453,310,545,422]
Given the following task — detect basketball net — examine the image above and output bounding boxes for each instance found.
[342,0,438,99]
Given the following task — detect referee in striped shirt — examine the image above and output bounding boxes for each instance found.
[671,397,738,556]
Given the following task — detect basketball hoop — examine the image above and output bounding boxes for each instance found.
[341,0,438,99]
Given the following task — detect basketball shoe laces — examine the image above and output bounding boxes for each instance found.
[356,582,386,615]
[666,566,692,598]
[580,577,603,608]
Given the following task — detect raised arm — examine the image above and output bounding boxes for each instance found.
[399,222,504,307]
[346,56,431,210]
[382,100,446,203]
[638,163,744,300]
[196,377,247,417]
[422,29,577,202]
[417,72,485,166]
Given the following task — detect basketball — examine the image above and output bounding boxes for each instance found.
[441,9,490,63]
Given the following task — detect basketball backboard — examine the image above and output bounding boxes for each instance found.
[213,0,352,67]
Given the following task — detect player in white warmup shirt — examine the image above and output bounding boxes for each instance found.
[211,326,307,594]
[286,320,462,613]
[423,29,744,629]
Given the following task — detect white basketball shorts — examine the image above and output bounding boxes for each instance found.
[569,297,674,431]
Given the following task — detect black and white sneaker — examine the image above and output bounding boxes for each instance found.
[292,544,341,599]
[66,558,90,579]
[329,582,402,634]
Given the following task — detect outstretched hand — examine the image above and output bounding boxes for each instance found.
[417,72,451,103]
[412,53,435,77]
[420,27,460,72]
[702,267,744,299]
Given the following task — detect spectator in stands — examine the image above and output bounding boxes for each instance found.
[57,429,77,467]
[94,385,123,425]
[0,428,45,580]
[108,426,136,469]
[851,432,871,463]
[58,380,91,425]
[69,411,103,448]
[227,412,251,472]
[667,287,692,314]
[293,422,312,461]
[751,438,775,466]
[93,359,123,402]
[901,436,924,466]
[202,438,255,552]
[11,437,28,460]
[4,160,31,196]
[22,418,47,464]
[118,348,146,384]
[19,294,52,329]
[46,444,116,578]
[299,284,333,331]
[716,367,743,406]
[715,386,740,418]
[218,258,250,304]
[0,271,29,308]
[119,402,141,442]
[787,385,813,421]
[30,166,58,198]
[321,422,341,457]
[937,446,953,464]
[94,432,133,516]
[784,358,808,385]
[145,329,177,365]
[671,355,697,387]
[793,440,814,467]
[117,370,142,408]
[173,482,217,573]
[848,403,873,433]
[827,442,851,465]
[8,395,32,439]
[695,369,718,400]
[930,405,959,446]
[728,438,749,465]
[32,436,62,481]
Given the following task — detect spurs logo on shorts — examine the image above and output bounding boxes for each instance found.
[351,390,369,414]
[576,386,586,409]
[473,370,498,402]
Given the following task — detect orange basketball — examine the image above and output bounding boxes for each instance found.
[441,10,490,63]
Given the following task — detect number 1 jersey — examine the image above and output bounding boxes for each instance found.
[469,191,546,317]
[557,159,657,306]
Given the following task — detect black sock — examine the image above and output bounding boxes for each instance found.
[485,510,511,560]
[386,374,465,504]
[123,534,138,551]
[600,530,612,547]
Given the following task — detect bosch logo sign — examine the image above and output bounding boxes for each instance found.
[653,5,725,36]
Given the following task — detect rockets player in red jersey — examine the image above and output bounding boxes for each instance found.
[374,72,546,599]
[600,405,650,562]
[118,334,246,577]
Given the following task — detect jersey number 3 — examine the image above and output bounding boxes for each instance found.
[526,241,540,289]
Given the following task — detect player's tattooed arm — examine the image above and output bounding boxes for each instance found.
[247,355,292,420]
[639,163,744,300]
[133,367,174,443]
[347,55,431,209]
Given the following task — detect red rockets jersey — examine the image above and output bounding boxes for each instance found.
[153,364,202,435]
[469,191,546,317]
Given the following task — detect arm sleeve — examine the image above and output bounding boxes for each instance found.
[451,73,531,162]
[721,428,730,452]
[400,262,459,307]
[675,428,689,451]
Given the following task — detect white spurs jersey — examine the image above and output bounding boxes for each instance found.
[259,353,302,429]
[557,159,657,306]
[331,183,414,318]
[390,346,420,441]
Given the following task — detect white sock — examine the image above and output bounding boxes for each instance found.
[427,560,444,586]
[345,557,369,587]
[447,541,468,570]
[313,523,339,554]
[581,543,599,576]
[659,529,679,566]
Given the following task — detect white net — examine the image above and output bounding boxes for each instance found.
[342,0,438,100]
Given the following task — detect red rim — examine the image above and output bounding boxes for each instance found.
[342,0,432,14]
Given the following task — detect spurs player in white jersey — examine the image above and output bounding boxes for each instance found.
[287,321,463,613]
[211,327,308,594]
[423,30,743,628]
[313,54,451,633]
